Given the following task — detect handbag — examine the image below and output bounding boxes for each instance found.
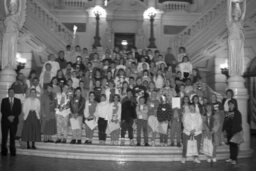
[106,121,120,135]
[230,131,244,144]
[186,136,198,157]
[202,137,214,157]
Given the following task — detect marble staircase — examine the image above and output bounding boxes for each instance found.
[16,141,253,161]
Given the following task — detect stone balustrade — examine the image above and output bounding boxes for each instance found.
[27,0,73,44]
[62,0,93,8]
[159,1,190,12]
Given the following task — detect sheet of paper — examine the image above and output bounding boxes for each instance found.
[172,97,181,109]
[70,118,81,130]
[85,119,98,130]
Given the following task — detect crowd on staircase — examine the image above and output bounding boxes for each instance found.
[1,45,243,164]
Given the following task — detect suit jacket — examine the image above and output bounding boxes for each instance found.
[1,97,22,125]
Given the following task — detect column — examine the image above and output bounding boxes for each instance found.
[226,0,250,150]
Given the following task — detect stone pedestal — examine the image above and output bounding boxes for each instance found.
[228,75,250,150]
[0,67,17,142]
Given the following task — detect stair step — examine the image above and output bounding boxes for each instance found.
[15,142,253,162]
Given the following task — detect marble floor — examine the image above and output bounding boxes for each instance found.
[1,136,256,171]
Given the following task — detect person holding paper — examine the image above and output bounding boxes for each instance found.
[55,85,71,144]
[181,103,203,164]
[70,87,85,144]
[147,91,160,146]
[41,84,57,143]
[95,94,111,145]
[157,95,172,146]
[84,92,97,144]
[136,96,149,146]
[108,94,121,145]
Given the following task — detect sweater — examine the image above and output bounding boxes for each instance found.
[183,111,203,136]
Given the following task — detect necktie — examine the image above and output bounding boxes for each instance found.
[10,98,13,109]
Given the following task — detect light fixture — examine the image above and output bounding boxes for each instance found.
[92,5,106,18]
[143,7,157,19]
[220,59,229,79]
[121,40,128,46]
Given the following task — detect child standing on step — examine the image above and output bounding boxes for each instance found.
[136,96,149,146]
[147,91,160,146]
[157,95,172,146]
[70,88,85,144]
[170,108,182,147]
[108,94,121,145]
[84,92,97,144]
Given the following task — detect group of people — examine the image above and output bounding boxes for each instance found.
[1,45,243,165]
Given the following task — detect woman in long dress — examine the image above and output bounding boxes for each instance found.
[41,84,57,142]
[21,88,41,149]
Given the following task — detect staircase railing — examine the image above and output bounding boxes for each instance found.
[173,0,226,47]
[27,0,73,44]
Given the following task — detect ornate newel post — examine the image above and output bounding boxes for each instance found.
[0,0,26,141]
[227,0,250,150]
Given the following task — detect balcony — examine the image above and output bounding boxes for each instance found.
[158,0,192,12]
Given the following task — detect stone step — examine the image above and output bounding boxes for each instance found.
[15,143,253,162]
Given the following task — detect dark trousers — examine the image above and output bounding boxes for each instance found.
[137,119,148,144]
[227,133,239,161]
[1,121,17,154]
[121,120,134,140]
[182,133,202,157]
[98,118,107,141]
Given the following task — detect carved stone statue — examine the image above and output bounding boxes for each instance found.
[1,0,26,69]
[227,0,246,76]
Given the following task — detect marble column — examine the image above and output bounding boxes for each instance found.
[226,0,250,151]
[0,0,27,142]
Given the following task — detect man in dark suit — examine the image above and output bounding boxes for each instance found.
[1,88,22,156]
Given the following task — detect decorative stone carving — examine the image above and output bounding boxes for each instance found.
[1,0,26,70]
[227,0,246,76]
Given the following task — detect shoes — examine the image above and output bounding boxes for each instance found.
[144,143,150,147]
[136,143,141,146]
[88,141,92,144]
[181,158,186,164]
[170,142,175,146]
[212,158,217,163]
[70,139,76,144]
[10,152,16,156]
[1,152,7,156]
[48,140,54,143]
[27,145,31,149]
[55,139,61,144]
[76,140,81,144]
[84,140,89,144]
[177,143,181,147]
[31,146,37,150]
[62,139,67,144]
[231,160,237,165]
[226,159,232,163]
[194,158,201,164]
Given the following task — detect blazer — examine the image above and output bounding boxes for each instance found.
[1,97,22,124]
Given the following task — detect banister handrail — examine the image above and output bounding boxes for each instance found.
[28,0,73,44]
[175,0,226,45]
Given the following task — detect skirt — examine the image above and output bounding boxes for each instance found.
[21,111,41,142]
[42,118,57,135]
